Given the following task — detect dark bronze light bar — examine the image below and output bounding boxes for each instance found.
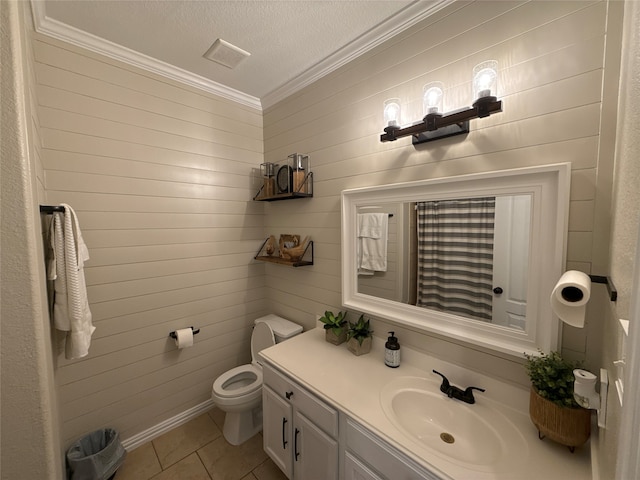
[380,97,503,145]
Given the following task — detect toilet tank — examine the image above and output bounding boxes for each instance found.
[255,314,303,343]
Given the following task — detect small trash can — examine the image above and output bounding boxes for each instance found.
[66,428,126,480]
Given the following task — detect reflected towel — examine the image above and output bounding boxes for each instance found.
[357,213,388,272]
[49,204,95,360]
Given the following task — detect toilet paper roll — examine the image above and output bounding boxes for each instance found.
[550,270,591,328]
[573,369,599,409]
[574,369,597,386]
[174,328,194,349]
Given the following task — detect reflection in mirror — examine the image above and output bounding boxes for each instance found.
[357,195,531,330]
[343,164,570,357]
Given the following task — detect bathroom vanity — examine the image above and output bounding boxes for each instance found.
[260,328,593,480]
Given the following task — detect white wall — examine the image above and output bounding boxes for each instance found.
[599,0,640,477]
[31,33,268,446]
[0,1,63,478]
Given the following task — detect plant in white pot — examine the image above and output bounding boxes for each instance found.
[319,311,348,345]
[346,315,373,356]
[524,350,591,452]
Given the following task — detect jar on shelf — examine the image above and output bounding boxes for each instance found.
[289,153,310,194]
[261,162,276,197]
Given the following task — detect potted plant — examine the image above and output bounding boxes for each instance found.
[319,310,348,345]
[346,315,373,356]
[524,350,591,451]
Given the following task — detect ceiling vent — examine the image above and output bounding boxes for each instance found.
[203,39,251,69]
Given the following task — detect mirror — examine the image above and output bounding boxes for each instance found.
[356,195,531,328]
[342,164,571,357]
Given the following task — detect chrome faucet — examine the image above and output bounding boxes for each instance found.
[432,370,485,404]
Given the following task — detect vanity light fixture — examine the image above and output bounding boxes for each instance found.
[380,61,503,146]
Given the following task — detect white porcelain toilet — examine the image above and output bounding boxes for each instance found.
[211,314,302,445]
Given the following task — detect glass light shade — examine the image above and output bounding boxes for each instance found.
[383,98,401,127]
[472,60,498,99]
[423,82,444,115]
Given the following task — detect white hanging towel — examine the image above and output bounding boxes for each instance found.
[49,204,95,359]
[357,213,388,274]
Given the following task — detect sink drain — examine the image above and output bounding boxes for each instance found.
[440,432,455,444]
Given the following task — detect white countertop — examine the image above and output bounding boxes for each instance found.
[260,328,592,480]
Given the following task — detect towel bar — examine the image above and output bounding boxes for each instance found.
[40,205,65,214]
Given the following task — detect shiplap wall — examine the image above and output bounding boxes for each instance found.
[263,1,617,384]
[32,34,267,446]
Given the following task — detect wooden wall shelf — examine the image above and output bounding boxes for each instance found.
[254,192,313,202]
[254,238,314,267]
[254,172,313,201]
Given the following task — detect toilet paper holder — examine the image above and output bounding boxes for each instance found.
[588,275,617,302]
[169,327,200,339]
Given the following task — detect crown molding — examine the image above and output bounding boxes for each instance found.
[30,0,454,112]
[261,0,456,109]
[29,1,262,110]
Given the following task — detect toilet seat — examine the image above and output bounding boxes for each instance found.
[212,322,275,400]
[212,364,262,399]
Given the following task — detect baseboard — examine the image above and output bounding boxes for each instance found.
[121,399,216,451]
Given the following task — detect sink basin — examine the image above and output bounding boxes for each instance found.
[381,376,528,470]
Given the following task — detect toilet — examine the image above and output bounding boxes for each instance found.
[211,314,302,445]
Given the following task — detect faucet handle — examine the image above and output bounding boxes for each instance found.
[463,386,486,404]
[432,370,451,393]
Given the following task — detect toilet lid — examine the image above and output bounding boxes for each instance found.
[251,321,275,363]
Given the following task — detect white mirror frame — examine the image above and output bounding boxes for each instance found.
[341,163,571,358]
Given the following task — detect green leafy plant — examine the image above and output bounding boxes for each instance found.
[524,350,581,408]
[319,311,347,336]
[346,314,373,345]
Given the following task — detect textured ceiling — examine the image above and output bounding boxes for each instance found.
[35,1,453,108]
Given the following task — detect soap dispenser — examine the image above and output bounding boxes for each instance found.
[385,332,400,368]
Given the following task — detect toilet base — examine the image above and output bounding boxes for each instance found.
[222,405,263,445]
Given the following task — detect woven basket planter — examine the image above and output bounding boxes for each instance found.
[529,387,591,451]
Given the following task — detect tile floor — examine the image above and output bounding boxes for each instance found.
[115,408,288,480]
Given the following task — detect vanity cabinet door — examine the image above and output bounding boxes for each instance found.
[344,452,384,480]
[263,386,293,478]
[344,417,442,480]
[292,410,338,480]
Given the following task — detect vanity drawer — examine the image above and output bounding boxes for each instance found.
[263,364,338,438]
[345,418,442,480]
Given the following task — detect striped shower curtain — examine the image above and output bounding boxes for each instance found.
[416,197,495,322]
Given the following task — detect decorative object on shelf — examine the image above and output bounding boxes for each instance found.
[380,60,503,146]
[290,153,309,194]
[278,234,299,255]
[254,154,313,201]
[524,351,591,452]
[254,235,314,267]
[319,310,348,345]
[265,235,276,256]
[261,162,276,197]
[276,164,293,194]
[346,314,373,356]
[280,235,310,262]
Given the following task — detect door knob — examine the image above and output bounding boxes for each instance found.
[493,287,503,294]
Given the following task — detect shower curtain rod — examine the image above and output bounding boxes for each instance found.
[39,205,65,214]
